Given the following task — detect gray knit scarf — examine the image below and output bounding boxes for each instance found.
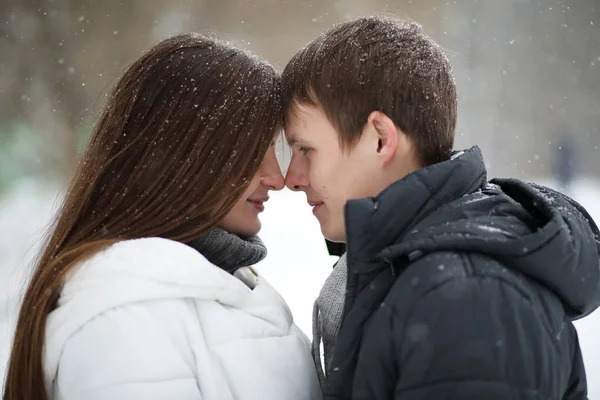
[312,252,347,388]
[187,227,267,273]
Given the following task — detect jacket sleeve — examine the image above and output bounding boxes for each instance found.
[54,299,203,400]
[393,275,559,400]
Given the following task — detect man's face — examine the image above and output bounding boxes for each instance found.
[284,104,387,242]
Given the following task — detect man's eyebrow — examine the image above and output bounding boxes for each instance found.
[286,135,311,147]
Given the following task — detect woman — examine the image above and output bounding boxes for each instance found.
[3,34,321,400]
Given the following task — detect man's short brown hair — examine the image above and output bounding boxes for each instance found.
[282,16,457,166]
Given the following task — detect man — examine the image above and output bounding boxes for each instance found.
[283,16,600,399]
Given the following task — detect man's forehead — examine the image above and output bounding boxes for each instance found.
[284,105,319,145]
[285,107,310,127]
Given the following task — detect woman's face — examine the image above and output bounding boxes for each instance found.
[218,136,285,237]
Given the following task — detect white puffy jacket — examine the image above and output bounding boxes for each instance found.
[44,237,322,400]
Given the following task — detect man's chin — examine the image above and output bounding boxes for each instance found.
[321,224,345,243]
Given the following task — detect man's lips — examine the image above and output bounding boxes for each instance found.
[308,201,324,214]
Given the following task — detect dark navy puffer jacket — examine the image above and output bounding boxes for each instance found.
[326,146,600,400]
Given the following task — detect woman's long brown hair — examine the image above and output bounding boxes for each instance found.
[3,33,282,400]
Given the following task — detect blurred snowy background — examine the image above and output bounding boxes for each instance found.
[1,0,599,397]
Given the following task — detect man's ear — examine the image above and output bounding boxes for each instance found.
[367,111,398,167]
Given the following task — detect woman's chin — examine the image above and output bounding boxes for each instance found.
[245,220,262,237]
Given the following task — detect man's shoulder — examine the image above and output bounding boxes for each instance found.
[384,249,568,332]
[384,250,530,309]
[391,248,510,280]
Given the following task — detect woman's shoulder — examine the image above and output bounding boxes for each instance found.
[45,237,251,375]
[63,237,248,299]
[81,237,210,274]
[46,297,202,399]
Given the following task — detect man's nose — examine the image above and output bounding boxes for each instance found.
[285,162,309,191]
